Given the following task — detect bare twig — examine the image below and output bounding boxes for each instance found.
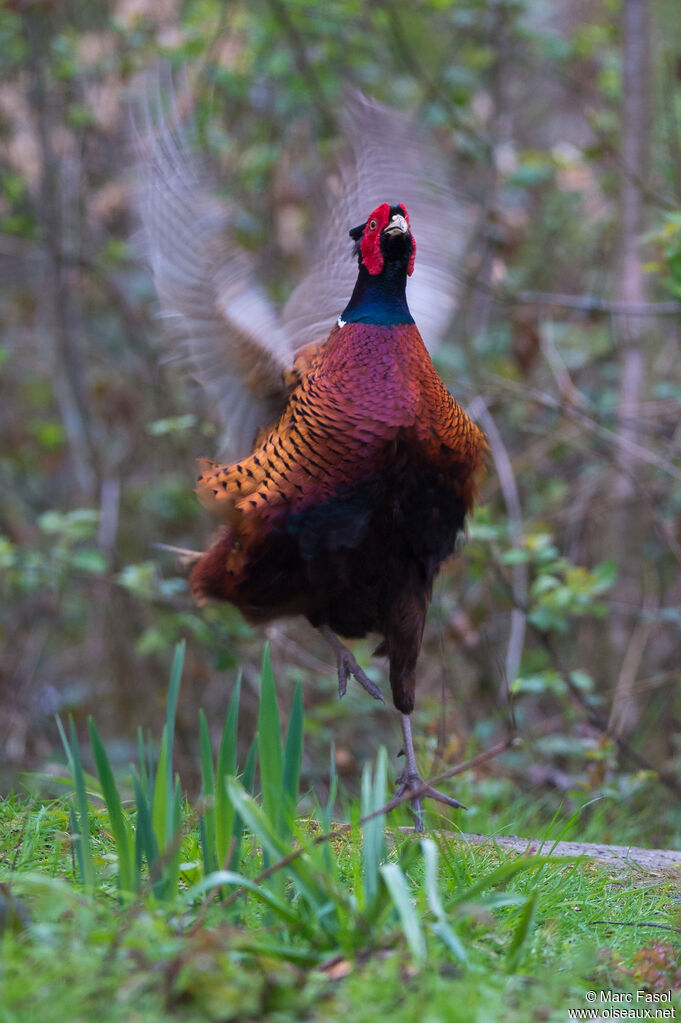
[468,398,526,699]
[589,919,681,934]
[514,291,681,317]
[372,737,515,819]
[608,594,657,737]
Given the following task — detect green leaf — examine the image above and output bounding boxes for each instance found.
[165,642,184,835]
[500,548,530,565]
[591,559,618,591]
[230,735,258,870]
[71,549,107,574]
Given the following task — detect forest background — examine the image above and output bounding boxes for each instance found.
[2,0,681,841]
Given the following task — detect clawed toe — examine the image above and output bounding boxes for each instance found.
[319,626,384,703]
[396,773,466,831]
[345,658,384,702]
[337,652,384,701]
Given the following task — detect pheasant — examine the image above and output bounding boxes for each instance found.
[138,87,486,828]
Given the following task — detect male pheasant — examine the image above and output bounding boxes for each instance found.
[138,89,485,828]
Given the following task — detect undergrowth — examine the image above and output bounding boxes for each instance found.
[0,644,680,1023]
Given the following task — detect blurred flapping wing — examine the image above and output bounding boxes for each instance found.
[135,83,294,460]
[283,91,473,353]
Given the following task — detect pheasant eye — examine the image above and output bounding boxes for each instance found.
[369,219,377,230]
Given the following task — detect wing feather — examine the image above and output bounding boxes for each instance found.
[283,91,474,352]
[135,76,294,459]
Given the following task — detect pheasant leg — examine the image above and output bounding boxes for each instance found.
[319,626,384,703]
[397,713,465,832]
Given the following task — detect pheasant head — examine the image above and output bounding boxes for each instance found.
[341,203,416,328]
[349,202,416,277]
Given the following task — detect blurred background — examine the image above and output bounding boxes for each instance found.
[2,0,681,840]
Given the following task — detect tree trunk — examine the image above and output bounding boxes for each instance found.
[608,0,651,736]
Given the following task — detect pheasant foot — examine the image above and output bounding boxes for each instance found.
[397,713,465,832]
[319,626,384,703]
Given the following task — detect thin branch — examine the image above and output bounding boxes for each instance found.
[513,291,681,317]
[374,737,515,819]
[468,398,526,699]
[589,919,681,934]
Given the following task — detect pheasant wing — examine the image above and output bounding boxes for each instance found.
[283,91,474,353]
[135,79,294,460]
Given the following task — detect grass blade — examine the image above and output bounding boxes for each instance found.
[132,767,162,898]
[88,717,135,895]
[183,870,308,928]
[150,641,185,853]
[225,780,328,914]
[447,853,581,907]
[57,716,95,891]
[380,862,426,961]
[505,892,538,973]
[165,775,184,898]
[136,726,148,796]
[164,641,184,840]
[225,779,291,865]
[198,709,217,876]
[257,645,283,832]
[282,680,303,830]
[215,676,241,868]
[230,736,258,870]
[361,747,387,908]
[421,839,467,964]
[151,726,169,850]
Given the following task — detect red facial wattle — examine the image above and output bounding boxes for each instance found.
[360,203,415,277]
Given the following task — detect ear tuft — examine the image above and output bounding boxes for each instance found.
[349,222,365,241]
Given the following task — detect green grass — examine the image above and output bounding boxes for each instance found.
[0,645,680,1023]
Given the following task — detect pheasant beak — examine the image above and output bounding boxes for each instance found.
[383,213,409,237]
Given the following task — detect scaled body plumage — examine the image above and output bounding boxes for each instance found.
[192,316,484,717]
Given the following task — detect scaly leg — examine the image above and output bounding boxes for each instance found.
[319,626,384,703]
[396,713,465,832]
